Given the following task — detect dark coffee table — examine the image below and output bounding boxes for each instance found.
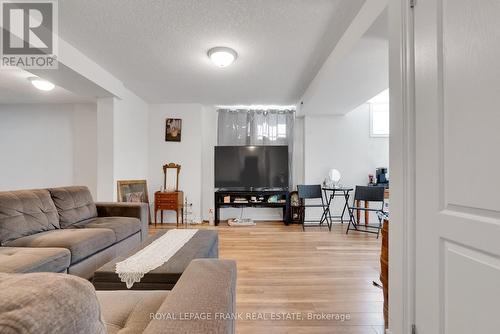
[92,229,218,290]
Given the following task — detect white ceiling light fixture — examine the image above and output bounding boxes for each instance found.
[207,47,237,68]
[29,77,55,91]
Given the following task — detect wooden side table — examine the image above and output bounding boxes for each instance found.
[154,191,183,228]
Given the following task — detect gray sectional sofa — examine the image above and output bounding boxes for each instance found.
[0,186,148,278]
[0,259,237,334]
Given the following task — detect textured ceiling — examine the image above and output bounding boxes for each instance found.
[57,0,365,104]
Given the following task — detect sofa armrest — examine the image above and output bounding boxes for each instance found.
[95,202,149,241]
[144,259,237,334]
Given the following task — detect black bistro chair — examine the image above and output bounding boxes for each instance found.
[297,185,331,231]
[346,186,385,238]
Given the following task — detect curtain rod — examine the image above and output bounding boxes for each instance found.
[215,105,296,111]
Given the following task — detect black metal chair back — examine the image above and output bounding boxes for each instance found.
[353,186,385,209]
[297,185,322,199]
[347,186,386,238]
[296,184,331,231]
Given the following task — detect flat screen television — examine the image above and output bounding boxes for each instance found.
[214,146,289,190]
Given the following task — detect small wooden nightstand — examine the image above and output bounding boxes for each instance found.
[154,191,183,228]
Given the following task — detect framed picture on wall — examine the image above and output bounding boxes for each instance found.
[165,118,182,142]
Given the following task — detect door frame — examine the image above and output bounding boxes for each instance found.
[388,0,415,333]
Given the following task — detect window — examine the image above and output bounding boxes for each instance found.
[370,104,389,137]
[368,89,389,137]
[217,109,294,145]
[277,123,287,139]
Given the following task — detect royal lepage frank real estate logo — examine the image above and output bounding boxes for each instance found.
[1,0,58,69]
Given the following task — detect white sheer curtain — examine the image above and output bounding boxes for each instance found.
[217,108,295,187]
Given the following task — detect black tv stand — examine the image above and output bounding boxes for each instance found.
[214,188,290,225]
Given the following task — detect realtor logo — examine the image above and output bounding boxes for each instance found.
[1,0,58,69]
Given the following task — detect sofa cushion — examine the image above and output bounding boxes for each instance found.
[0,272,106,334]
[73,217,141,242]
[5,229,116,264]
[0,247,70,273]
[144,259,237,334]
[0,189,60,246]
[96,290,168,334]
[49,186,97,228]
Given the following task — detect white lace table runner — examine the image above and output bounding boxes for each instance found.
[115,229,198,288]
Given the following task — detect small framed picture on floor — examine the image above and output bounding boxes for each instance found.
[117,180,151,223]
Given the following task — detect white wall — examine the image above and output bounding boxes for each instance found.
[293,116,305,187]
[200,105,218,220]
[0,94,148,202]
[96,98,115,200]
[304,103,389,218]
[73,103,98,197]
[148,104,204,223]
[0,103,98,196]
[113,92,149,196]
[95,92,149,202]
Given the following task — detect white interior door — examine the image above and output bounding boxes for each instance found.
[414,0,500,333]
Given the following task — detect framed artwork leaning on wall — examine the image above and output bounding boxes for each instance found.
[117,179,151,223]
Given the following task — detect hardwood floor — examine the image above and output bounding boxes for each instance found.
[150,221,384,334]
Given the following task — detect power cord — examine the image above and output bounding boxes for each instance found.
[239,207,244,221]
